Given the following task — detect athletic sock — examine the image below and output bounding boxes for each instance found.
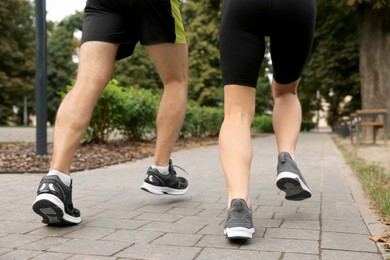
[151,164,169,175]
[47,170,71,187]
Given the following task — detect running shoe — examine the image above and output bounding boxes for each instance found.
[141,159,188,195]
[32,175,81,225]
[224,198,255,240]
[276,152,312,201]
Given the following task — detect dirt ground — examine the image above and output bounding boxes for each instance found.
[334,134,390,173]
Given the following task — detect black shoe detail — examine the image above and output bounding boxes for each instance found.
[32,175,81,225]
[141,159,189,195]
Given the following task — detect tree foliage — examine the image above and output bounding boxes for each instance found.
[0,0,35,124]
[347,0,389,9]
[112,45,161,92]
[46,12,83,124]
[182,0,223,106]
[300,0,360,126]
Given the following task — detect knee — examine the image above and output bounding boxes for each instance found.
[272,79,300,99]
[224,106,255,125]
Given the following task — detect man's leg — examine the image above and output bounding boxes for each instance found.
[140,43,189,195]
[144,43,188,166]
[32,42,118,225]
[51,42,119,173]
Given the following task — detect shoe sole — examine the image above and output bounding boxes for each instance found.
[276,171,312,201]
[224,227,255,240]
[141,182,188,195]
[32,194,81,225]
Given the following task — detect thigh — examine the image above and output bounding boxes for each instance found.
[270,0,317,84]
[76,42,119,90]
[219,0,267,88]
[143,43,188,85]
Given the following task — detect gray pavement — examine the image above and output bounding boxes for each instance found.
[0,133,389,259]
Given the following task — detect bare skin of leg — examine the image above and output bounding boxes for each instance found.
[272,79,301,160]
[220,79,301,208]
[219,85,256,208]
[50,42,119,174]
[144,43,188,167]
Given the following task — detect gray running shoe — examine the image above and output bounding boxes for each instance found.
[224,199,255,240]
[141,159,188,195]
[276,152,312,201]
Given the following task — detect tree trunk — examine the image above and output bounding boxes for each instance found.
[357,5,390,141]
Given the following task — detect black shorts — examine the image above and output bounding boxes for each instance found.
[81,0,187,60]
[219,0,317,87]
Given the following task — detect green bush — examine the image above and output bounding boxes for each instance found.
[301,119,316,132]
[181,104,224,137]
[251,115,316,133]
[60,79,159,143]
[117,87,159,140]
[252,115,274,133]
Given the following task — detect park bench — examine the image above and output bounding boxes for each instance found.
[350,109,387,146]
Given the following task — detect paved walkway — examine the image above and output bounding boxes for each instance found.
[0,133,388,259]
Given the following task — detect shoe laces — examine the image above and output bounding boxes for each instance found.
[172,163,189,175]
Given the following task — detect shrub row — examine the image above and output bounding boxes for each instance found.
[60,80,315,142]
[61,80,224,143]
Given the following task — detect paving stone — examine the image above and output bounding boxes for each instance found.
[281,220,320,230]
[20,237,69,251]
[92,209,141,219]
[165,207,203,216]
[242,237,319,254]
[85,218,148,230]
[63,227,115,240]
[153,233,203,247]
[0,249,42,259]
[175,215,224,225]
[0,234,43,248]
[0,247,12,256]
[196,248,281,260]
[49,239,129,256]
[102,230,163,244]
[0,220,40,234]
[31,252,73,260]
[195,235,242,249]
[274,212,320,221]
[67,255,117,260]
[265,228,320,240]
[282,253,319,260]
[322,218,369,234]
[321,249,382,260]
[27,225,83,237]
[196,209,225,217]
[321,232,379,252]
[139,221,205,234]
[115,244,201,259]
[134,212,183,222]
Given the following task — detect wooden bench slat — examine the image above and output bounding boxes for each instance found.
[356,109,387,114]
[359,122,384,127]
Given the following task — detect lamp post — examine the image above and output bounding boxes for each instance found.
[35,0,47,155]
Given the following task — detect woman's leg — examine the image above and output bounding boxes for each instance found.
[219,85,256,208]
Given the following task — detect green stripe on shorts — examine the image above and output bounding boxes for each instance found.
[170,0,187,44]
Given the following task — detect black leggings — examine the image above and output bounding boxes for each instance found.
[219,0,317,87]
